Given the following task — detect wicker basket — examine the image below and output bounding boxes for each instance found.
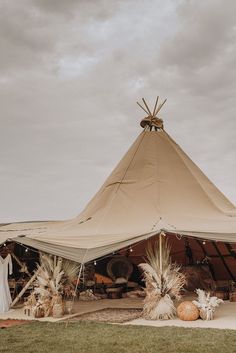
[213,291,229,300]
[52,303,64,318]
[65,300,74,315]
[34,306,44,318]
[229,292,236,302]
[51,294,64,318]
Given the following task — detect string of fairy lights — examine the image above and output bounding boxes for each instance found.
[1,240,138,263]
[1,232,213,267]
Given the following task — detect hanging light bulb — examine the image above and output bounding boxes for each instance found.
[94,260,97,266]
[129,247,133,253]
[203,241,206,245]
[25,248,28,253]
[3,243,6,247]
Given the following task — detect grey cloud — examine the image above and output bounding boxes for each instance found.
[0,0,236,222]
[159,0,236,69]
[33,0,119,19]
[0,2,54,73]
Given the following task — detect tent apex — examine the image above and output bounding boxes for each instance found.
[137,96,167,130]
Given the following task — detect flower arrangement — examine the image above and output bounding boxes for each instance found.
[192,289,224,320]
[30,253,80,317]
[139,238,186,320]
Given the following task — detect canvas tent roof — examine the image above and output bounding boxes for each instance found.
[1,103,236,263]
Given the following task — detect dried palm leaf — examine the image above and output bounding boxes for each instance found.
[40,254,54,276]
[62,259,80,281]
[53,258,63,281]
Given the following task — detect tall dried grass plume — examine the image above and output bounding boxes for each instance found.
[139,237,186,320]
[31,253,80,317]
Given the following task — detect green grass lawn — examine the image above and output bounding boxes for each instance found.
[0,321,235,353]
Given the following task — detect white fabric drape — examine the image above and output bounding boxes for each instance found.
[0,254,13,313]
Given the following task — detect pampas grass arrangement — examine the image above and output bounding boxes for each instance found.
[139,237,186,320]
[34,254,64,298]
[192,289,224,320]
[31,253,80,317]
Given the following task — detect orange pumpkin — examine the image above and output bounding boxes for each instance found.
[177,301,199,321]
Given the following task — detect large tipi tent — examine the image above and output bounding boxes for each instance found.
[0,98,236,279]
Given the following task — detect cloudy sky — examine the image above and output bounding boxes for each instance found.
[0,0,236,222]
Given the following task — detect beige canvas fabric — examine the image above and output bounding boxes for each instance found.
[1,129,236,263]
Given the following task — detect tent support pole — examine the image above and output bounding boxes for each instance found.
[159,232,165,274]
[212,242,235,281]
[11,252,31,277]
[72,263,84,307]
[10,270,38,308]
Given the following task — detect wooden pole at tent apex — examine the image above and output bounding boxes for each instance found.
[136,96,167,119]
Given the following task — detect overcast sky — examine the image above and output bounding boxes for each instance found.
[0,0,236,222]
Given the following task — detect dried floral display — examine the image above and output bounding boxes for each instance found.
[192,288,224,320]
[28,253,80,318]
[139,238,186,320]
